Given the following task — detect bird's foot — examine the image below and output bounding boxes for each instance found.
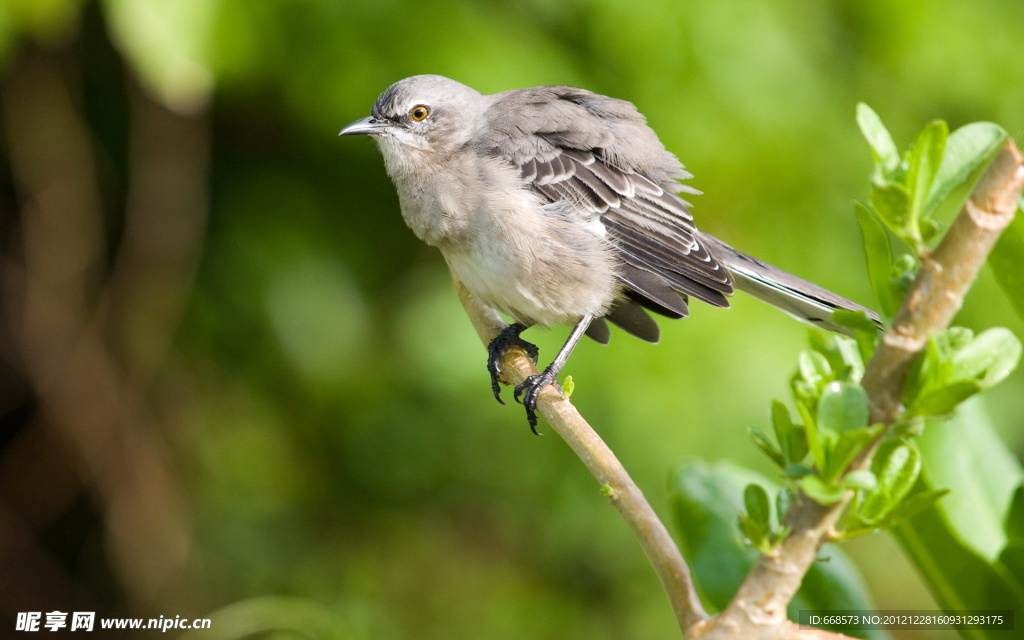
[514,369,559,435]
[486,323,539,404]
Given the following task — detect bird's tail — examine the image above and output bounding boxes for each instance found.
[698,232,882,335]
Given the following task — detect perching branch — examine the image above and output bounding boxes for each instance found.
[453,278,709,633]
[693,139,1024,640]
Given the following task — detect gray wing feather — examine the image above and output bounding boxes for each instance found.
[618,265,689,318]
[479,85,733,342]
[584,316,612,344]
[605,298,661,343]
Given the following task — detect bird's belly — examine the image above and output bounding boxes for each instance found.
[443,229,619,328]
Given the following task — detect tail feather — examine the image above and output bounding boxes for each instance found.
[699,232,882,335]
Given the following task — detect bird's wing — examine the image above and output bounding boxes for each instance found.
[479,86,733,341]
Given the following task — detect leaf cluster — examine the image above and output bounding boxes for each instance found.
[741,107,1022,552]
[855,104,1009,319]
[746,331,929,536]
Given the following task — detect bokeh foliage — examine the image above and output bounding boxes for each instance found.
[0,1,1022,638]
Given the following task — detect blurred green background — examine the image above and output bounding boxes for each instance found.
[0,1,1021,638]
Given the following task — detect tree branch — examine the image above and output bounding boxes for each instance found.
[453,277,709,633]
[693,139,1024,640]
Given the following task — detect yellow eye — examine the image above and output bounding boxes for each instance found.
[409,105,430,121]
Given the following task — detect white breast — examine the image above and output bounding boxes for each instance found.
[441,159,620,327]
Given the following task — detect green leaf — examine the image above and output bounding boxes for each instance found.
[791,380,818,408]
[744,483,772,528]
[798,350,833,388]
[856,103,900,175]
[903,328,958,414]
[856,202,898,320]
[911,380,981,417]
[842,469,877,492]
[776,487,796,522]
[816,381,869,438]
[1000,487,1024,588]
[905,327,1021,417]
[919,401,1023,561]
[831,306,884,337]
[868,178,911,236]
[905,120,948,244]
[771,400,808,464]
[832,309,883,366]
[877,488,949,528]
[833,333,867,382]
[843,488,949,539]
[919,217,946,244]
[740,483,774,551]
[990,212,1024,322]
[923,122,1008,218]
[670,461,885,638]
[944,325,975,350]
[796,398,823,471]
[800,474,847,505]
[859,442,921,523]
[825,424,885,484]
[952,327,1022,390]
[888,253,918,303]
[737,514,765,551]
[785,463,814,478]
[808,332,867,383]
[748,426,785,469]
[562,375,575,398]
[890,415,926,439]
[876,442,921,502]
[1007,478,1024,541]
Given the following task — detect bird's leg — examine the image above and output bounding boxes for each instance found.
[515,314,594,433]
[486,322,539,404]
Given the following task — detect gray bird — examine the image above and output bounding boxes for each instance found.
[340,75,880,430]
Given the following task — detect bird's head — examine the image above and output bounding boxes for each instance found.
[340,75,483,159]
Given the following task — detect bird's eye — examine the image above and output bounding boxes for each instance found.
[409,105,430,121]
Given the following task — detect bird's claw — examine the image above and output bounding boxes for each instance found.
[486,323,538,405]
[514,369,559,435]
